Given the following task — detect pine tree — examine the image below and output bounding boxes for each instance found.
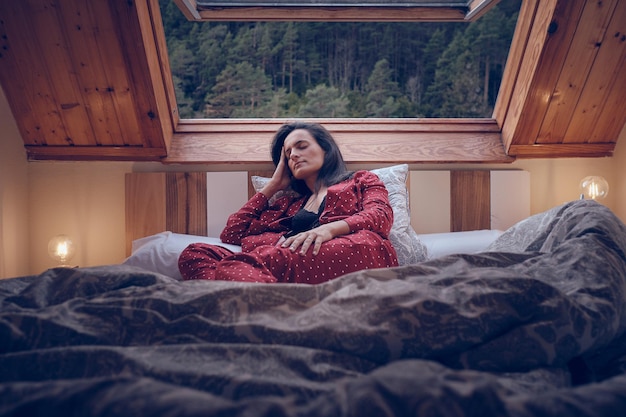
[298,84,350,117]
[257,88,290,118]
[365,59,401,117]
[427,30,489,118]
[207,62,272,118]
[279,23,299,93]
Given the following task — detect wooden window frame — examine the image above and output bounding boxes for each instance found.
[148,0,520,164]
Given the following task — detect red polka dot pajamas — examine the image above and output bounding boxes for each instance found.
[178,170,398,284]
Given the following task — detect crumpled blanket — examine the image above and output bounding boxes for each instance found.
[1,200,625,417]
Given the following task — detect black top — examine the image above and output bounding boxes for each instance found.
[286,197,326,237]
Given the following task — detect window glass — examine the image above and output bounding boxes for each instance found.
[160,0,521,119]
[196,1,475,5]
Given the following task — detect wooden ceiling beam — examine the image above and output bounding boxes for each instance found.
[165,121,513,164]
[25,145,166,161]
[507,143,615,158]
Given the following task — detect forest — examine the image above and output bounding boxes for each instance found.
[159,0,522,119]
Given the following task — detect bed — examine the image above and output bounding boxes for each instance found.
[1,166,626,416]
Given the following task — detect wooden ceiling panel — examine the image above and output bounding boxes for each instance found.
[0,1,69,146]
[588,49,626,144]
[110,0,174,150]
[89,0,147,147]
[536,0,618,145]
[492,0,538,126]
[0,0,168,160]
[499,0,626,157]
[501,0,585,149]
[28,0,97,146]
[571,3,626,145]
[59,0,128,146]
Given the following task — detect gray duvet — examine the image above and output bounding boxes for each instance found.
[1,200,625,416]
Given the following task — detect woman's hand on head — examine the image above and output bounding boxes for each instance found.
[260,153,292,198]
[280,220,349,255]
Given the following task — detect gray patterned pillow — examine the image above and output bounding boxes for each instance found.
[370,165,429,265]
[250,176,300,205]
[252,164,428,265]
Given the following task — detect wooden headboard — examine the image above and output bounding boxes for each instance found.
[125,169,530,256]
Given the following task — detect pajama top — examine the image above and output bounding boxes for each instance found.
[180,170,398,284]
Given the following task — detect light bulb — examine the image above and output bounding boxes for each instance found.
[579,176,609,200]
[48,234,76,266]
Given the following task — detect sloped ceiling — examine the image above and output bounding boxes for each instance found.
[0,0,624,163]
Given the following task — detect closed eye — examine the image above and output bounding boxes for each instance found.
[285,140,308,158]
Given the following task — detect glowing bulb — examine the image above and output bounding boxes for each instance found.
[579,176,609,201]
[56,242,68,258]
[48,234,76,266]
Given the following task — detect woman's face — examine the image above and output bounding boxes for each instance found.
[283,129,325,183]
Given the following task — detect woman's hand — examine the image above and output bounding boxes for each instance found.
[260,152,292,198]
[280,220,349,255]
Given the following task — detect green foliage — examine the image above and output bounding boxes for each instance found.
[159,0,521,119]
[298,84,350,117]
[365,59,401,117]
[206,62,273,117]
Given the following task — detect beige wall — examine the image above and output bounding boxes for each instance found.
[27,161,131,274]
[1,85,625,277]
[0,87,29,278]
[612,127,626,221]
[513,125,626,221]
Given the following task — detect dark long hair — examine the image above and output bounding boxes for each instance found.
[271,122,352,195]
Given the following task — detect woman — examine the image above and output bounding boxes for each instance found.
[178,122,398,284]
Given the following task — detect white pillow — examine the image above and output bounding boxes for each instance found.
[252,164,428,265]
[418,229,503,259]
[123,231,241,280]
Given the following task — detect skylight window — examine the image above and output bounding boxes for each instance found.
[162,0,520,120]
[195,1,470,5]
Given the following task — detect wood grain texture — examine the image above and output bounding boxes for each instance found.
[0,0,168,157]
[588,47,626,144]
[184,172,208,236]
[125,172,207,255]
[173,0,201,20]
[25,146,166,161]
[502,0,579,148]
[536,0,618,144]
[195,7,467,22]
[125,173,166,255]
[165,173,189,234]
[148,0,180,133]
[28,0,95,146]
[450,170,490,232]
[0,1,67,146]
[493,0,539,128]
[500,0,623,158]
[166,119,512,164]
[564,0,626,144]
[60,0,127,147]
[94,0,147,147]
[165,172,207,236]
[508,143,615,158]
[587,0,626,144]
[110,0,170,149]
[466,0,499,21]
